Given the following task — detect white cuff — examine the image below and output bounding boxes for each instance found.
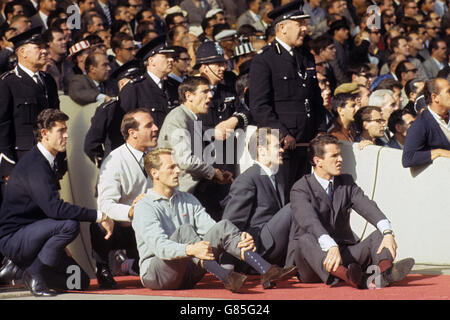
[318,234,338,252]
[96,210,103,223]
[96,94,107,102]
[376,219,392,234]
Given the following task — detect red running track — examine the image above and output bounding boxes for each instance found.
[82,273,450,300]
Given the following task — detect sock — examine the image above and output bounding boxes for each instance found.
[378,259,393,274]
[120,259,139,276]
[243,251,272,275]
[202,260,231,283]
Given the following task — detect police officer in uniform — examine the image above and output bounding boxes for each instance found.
[249,1,327,200]
[118,35,176,130]
[193,41,251,220]
[0,26,61,196]
[84,60,142,168]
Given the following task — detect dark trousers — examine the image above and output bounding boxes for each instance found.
[292,231,393,285]
[0,218,90,290]
[194,181,231,222]
[279,147,310,202]
[90,222,139,268]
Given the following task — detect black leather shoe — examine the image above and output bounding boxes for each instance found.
[0,258,21,285]
[224,271,247,293]
[380,258,415,288]
[96,266,118,289]
[261,266,298,289]
[22,271,57,297]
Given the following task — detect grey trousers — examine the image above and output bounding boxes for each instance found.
[141,220,243,290]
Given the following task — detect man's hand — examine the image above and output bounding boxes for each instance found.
[128,193,146,220]
[358,140,374,150]
[377,234,397,260]
[431,148,450,161]
[238,232,256,260]
[323,246,342,273]
[212,168,233,184]
[185,241,215,260]
[101,213,115,240]
[282,134,296,150]
[214,117,238,140]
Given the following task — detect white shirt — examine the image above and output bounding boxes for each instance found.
[248,10,260,22]
[37,143,103,222]
[428,106,450,130]
[313,172,392,251]
[38,10,49,29]
[18,63,42,84]
[432,57,445,71]
[275,37,293,56]
[92,79,107,102]
[148,70,163,89]
[255,160,276,190]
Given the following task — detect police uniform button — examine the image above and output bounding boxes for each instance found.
[219,116,222,119]
[283,76,287,80]
[151,108,155,112]
[303,84,306,87]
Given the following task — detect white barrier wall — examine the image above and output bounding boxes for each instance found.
[59,110,450,277]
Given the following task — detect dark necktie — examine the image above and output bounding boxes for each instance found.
[272,174,282,205]
[327,181,334,202]
[442,113,449,124]
[141,152,148,178]
[98,83,105,94]
[33,74,45,91]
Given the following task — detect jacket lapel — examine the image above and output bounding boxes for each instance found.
[17,66,43,92]
[331,176,344,225]
[308,174,333,212]
[424,109,450,149]
[145,72,166,98]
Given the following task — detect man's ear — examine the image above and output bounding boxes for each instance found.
[150,168,158,180]
[312,155,321,168]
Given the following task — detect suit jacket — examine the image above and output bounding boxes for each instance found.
[387,138,402,150]
[118,72,175,130]
[289,173,387,249]
[30,12,47,30]
[68,74,116,106]
[222,163,286,242]
[402,109,450,167]
[236,10,266,32]
[84,97,125,167]
[0,66,59,163]
[249,40,326,143]
[157,105,215,193]
[94,0,115,28]
[0,146,97,238]
[422,57,443,79]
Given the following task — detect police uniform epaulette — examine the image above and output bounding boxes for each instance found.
[0,70,15,80]
[257,44,272,54]
[101,96,118,109]
[129,74,145,84]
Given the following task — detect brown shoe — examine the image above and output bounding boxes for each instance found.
[224,271,247,293]
[261,265,298,289]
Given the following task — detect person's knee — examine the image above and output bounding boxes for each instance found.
[61,220,80,236]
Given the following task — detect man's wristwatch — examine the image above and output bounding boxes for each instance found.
[383,229,394,237]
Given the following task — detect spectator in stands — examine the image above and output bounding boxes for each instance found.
[328,85,359,142]
[131,147,297,292]
[51,18,71,44]
[180,0,210,27]
[387,109,415,149]
[152,0,169,35]
[354,106,387,148]
[165,11,189,30]
[402,78,450,167]
[404,78,426,116]
[303,0,327,39]
[348,63,371,88]
[330,19,350,76]
[369,89,398,127]
[68,52,115,105]
[422,39,448,79]
[403,0,420,19]
[168,24,189,47]
[374,78,404,109]
[81,10,105,36]
[237,0,265,32]
[30,0,57,30]
[3,1,25,25]
[110,32,137,75]
[357,84,371,109]
[166,45,191,104]
[136,6,156,28]
[78,0,96,15]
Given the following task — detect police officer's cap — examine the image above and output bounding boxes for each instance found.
[194,41,227,69]
[267,0,309,25]
[135,35,174,61]
[111,60,142,80]
[10,26,44,50]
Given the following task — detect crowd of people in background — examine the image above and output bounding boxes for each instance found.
[0,0,448,297]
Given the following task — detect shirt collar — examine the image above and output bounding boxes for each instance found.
[126,143,145,160]
[39,10,48,25]
[248,10,260,21]
[428,106,450,129]
[313,171,334,191]
[18,63,39,79]
[146,188,180,201]
[254,160,275,177]
[181,104,198,120]
[37,142,56,168]
[168,72,184,83]
[432,57,445,70]
[275,37,293,55]
[148,70,162,88]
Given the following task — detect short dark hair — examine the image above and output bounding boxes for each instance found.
[248,127,280,160]
[309,35,333,56]
[395,60,412,82]
[178,76,210,104]
[390,36,408,52]
[169,45,188,60]
[33,109,69,142]
[111,32,133,53]
[354,106,382,133]
[405,78,423,97]
[136,8,153,23]
[120,108,151,140]
[388,109,413,134]
[423,77,446,105]
[330,93,357,117]
[375,78,402,91]
[42,27,63,44]
[308,134,341,166]
[165,12,184,27]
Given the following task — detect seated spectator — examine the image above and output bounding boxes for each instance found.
[368,89,398,136]
[303,0,327,39]
[165,11,189,30]
[67,39,91,76]
[354,106,387,148]
[328,84,359,142]
[422,39,448,79]
[180,0,210,27]
[136,7,156,29]
[222,127,292,271]
[68,52,116,105]
[402,78,450,167]
[357,84,371,109]
[329,19,350,76]
[111,19,133,38]
[387,109,415,149]
[110,32,137,75]
[131,147,297,292]
[236,0,265,33]
[375,78,405,109]
[288,134,415,289]
[404,78,425,116]
[347,63,371,88]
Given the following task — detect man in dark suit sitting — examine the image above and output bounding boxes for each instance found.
[0,109,114,297]
[402,78,450,167]
[288,134,414,289]
[222,127,292,270]
[68,51,116,105]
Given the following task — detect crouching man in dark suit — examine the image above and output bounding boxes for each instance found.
[0,109,114,297]
[288,134,415,289]
[222,127,292,271]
